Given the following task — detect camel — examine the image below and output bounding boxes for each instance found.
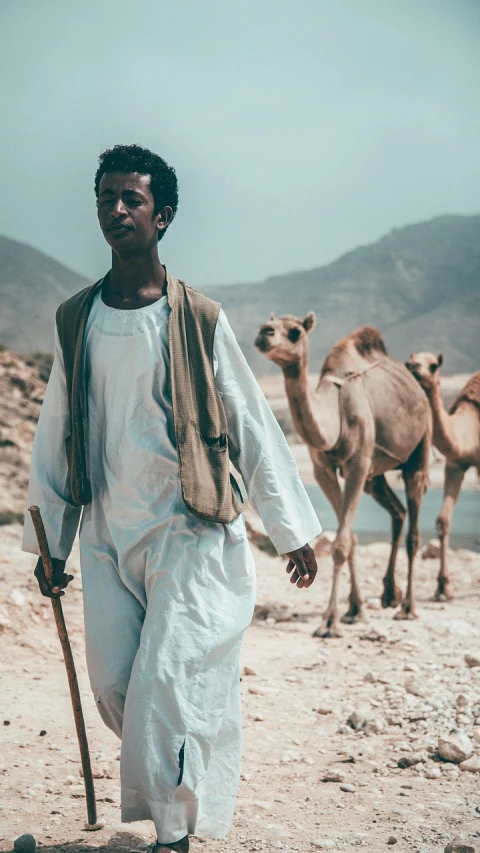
[254,313,431,637]
[406,353,480,600]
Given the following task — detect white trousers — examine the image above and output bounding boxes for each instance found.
[80,530,255,843]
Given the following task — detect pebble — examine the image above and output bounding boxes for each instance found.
[14,835,36,853]
[347,708,369,731]
[387,838,398,846]
[465,653,480,668]
[243,666,257,676]
[425,768,441,779]
[444,838,476,853]
[459,754,480,773]
[311,841,335,849]
[322,772,345,783]
[438,732,474,763]
[397,753,424,768]
[404,677,425,698]
[340,784,355,793]
[9,589,26,607]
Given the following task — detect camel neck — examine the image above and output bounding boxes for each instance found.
[282,359,340,452]
[427,382,459,458]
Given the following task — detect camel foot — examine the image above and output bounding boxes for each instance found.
[341,606,368,625]
[381,585,403,609]
[432,590,453,603]
[432,582,453,602]
[312,623,344,639]
[394,606,418,621]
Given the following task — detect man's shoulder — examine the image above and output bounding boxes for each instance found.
[182,281,221,315]
[56,280,103,327]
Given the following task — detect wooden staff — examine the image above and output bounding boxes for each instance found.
[28,506,104,831]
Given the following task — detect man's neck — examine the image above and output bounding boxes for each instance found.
[103,250,167,308]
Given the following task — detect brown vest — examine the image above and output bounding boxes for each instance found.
[55,271,242,523]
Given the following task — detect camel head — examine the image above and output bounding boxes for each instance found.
[254,311,316,370]
[405,351,443,390]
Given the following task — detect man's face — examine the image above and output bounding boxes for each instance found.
[97,171,164,251]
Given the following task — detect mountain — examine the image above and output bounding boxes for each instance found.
[0,235,90,353]
[1,214,479,373]
[205,214,480,375]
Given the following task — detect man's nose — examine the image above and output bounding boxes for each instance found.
[110,199,127,219]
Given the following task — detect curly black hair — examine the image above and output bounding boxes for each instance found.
[94,144,179,241]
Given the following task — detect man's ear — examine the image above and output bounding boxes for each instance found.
[303,312,316,333]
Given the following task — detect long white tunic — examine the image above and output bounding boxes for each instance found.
[22,291,321,842]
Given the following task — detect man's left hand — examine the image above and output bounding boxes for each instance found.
[285,543,318,589]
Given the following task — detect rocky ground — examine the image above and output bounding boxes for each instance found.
[1,351,479,852]
[1,517,479,853]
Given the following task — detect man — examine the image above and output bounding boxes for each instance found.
[22,144,321,852]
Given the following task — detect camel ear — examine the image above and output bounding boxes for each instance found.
[269,312,276,321]
[303,312,316,333]
[437,353,443,368]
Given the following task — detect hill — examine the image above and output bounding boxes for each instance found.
[1,214,479,373]
[206,214,480,375]
[0,235,90,353]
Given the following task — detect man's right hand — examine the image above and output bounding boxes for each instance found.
[34,557,74,598]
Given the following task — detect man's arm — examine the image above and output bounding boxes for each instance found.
[22,324,81,595]
[213,310,321,584]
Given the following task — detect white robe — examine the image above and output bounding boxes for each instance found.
[22,291,321,842]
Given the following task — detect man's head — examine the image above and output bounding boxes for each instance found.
[94,144,178,251]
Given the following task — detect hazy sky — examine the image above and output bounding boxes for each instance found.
[1,0,479,285]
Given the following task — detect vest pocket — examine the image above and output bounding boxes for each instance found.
[178,422,241,522]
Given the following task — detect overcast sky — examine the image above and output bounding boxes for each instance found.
[0,0,479,286]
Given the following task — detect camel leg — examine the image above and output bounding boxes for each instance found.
[433,463,466,601]
[316,460,369,638]
[364,475,406,608]
[394,465,426,620]
[310,462,366,635]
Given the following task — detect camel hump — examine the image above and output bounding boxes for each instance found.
[449,371,480,414]
[350,326,388,358]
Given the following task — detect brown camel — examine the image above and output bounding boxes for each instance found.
[254,313,431,637]
[406,353,480,600]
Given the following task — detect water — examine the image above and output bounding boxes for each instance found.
[305,485,480,551]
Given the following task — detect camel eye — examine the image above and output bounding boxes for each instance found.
[429,363,439,373]
[288,328,301,343]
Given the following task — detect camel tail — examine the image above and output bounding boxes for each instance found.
[449,371,480,414]
[351,326,388,358]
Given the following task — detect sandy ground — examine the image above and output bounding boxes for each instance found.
[1,518,480,853]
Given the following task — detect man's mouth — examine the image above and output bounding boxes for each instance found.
[108,223,133,234]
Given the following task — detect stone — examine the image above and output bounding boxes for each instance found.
[14,835,36,853]
[347,708,369,731]
[465,653,480,668]
[444,838,475,853]
[364,716,384,735]
[9,589,25,607]
[340,783,355,793]
[404,677,425,698]
[421,538,441,559]
[314,706,332,715]
[313,531,336,557]
[397,753,424,769]
[456,694,468,709]
[438,732,474,763]
[322,771,345,783]
[459,755,480,773]
[387,838,398,846]
[311,841,335,849]
[243,666,257,676]
[425,767,441,779]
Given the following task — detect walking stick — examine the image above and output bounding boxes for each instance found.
[28,506,104,831]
